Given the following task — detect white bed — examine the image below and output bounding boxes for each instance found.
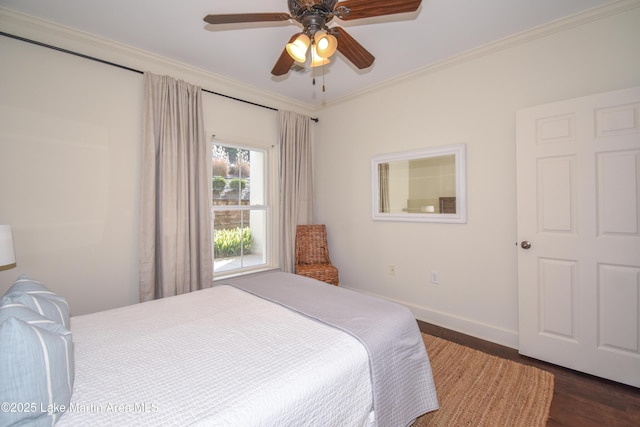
[59,284,373,426]
[1,272,438,426]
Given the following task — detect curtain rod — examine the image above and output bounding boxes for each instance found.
[0,31,319,123]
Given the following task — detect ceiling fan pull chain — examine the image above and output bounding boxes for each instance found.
[322,62,326,92]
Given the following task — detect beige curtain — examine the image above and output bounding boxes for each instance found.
[278,110,313,273]
[139,72,212,301]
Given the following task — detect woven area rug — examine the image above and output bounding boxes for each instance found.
[412,333,554,427]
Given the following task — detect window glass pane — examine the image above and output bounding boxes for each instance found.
[212,146,264,207]
[213,210,266,273]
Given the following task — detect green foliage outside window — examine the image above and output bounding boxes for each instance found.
[214,227,252,257]
[228,178,247,192]
[212,177,226,192]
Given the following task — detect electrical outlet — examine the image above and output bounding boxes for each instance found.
[389,265,396,275]
[431,271,439,284]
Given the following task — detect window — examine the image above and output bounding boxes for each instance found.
[211,143,273,275]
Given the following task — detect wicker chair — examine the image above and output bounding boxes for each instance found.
[295,224,339,286]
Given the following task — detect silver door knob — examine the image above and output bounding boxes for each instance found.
[521,241,532,249]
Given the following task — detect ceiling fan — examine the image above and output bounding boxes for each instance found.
[204,0,422,76]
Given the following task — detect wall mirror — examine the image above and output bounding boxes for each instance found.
[372,144,467,223]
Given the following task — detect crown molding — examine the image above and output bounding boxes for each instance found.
[326,0,640,107]
[0,7,317,115]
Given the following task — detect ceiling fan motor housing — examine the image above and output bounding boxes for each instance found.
[288,0,340,20]
[301,14,329,37]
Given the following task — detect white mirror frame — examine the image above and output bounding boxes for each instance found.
[371,144,467,223]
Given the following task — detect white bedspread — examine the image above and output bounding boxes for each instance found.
[227,272,439,427]
[57,285,373,426]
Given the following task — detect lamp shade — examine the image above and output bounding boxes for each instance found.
[314,31,338,58]
[286,34,310,63]
[0,225,16,267]
[310,46,330,67]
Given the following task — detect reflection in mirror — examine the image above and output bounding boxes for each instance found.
[380,154,456,214]
[372,144,466,223]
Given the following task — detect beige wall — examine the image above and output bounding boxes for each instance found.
[314,8,640,347]
[0,11,309,315]
[0,36,142,315]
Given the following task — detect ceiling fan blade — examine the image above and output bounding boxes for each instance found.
[204,13,291,25]
[271,33,302,76]
[334,0,421,21]
[334,27,374,69]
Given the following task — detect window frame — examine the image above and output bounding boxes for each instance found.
[210,139,279,279]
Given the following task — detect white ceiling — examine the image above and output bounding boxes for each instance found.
[0,0,614,107]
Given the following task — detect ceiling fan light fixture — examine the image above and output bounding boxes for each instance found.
[310,45,330,67]
[314,30,338,58]
[286,33,310,63]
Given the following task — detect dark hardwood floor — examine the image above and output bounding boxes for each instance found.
[417,320,640,427]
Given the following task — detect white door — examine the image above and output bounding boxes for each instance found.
[516,86,640,387]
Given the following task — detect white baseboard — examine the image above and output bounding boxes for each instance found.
[407,303,519,350]
[342,286,519,349]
